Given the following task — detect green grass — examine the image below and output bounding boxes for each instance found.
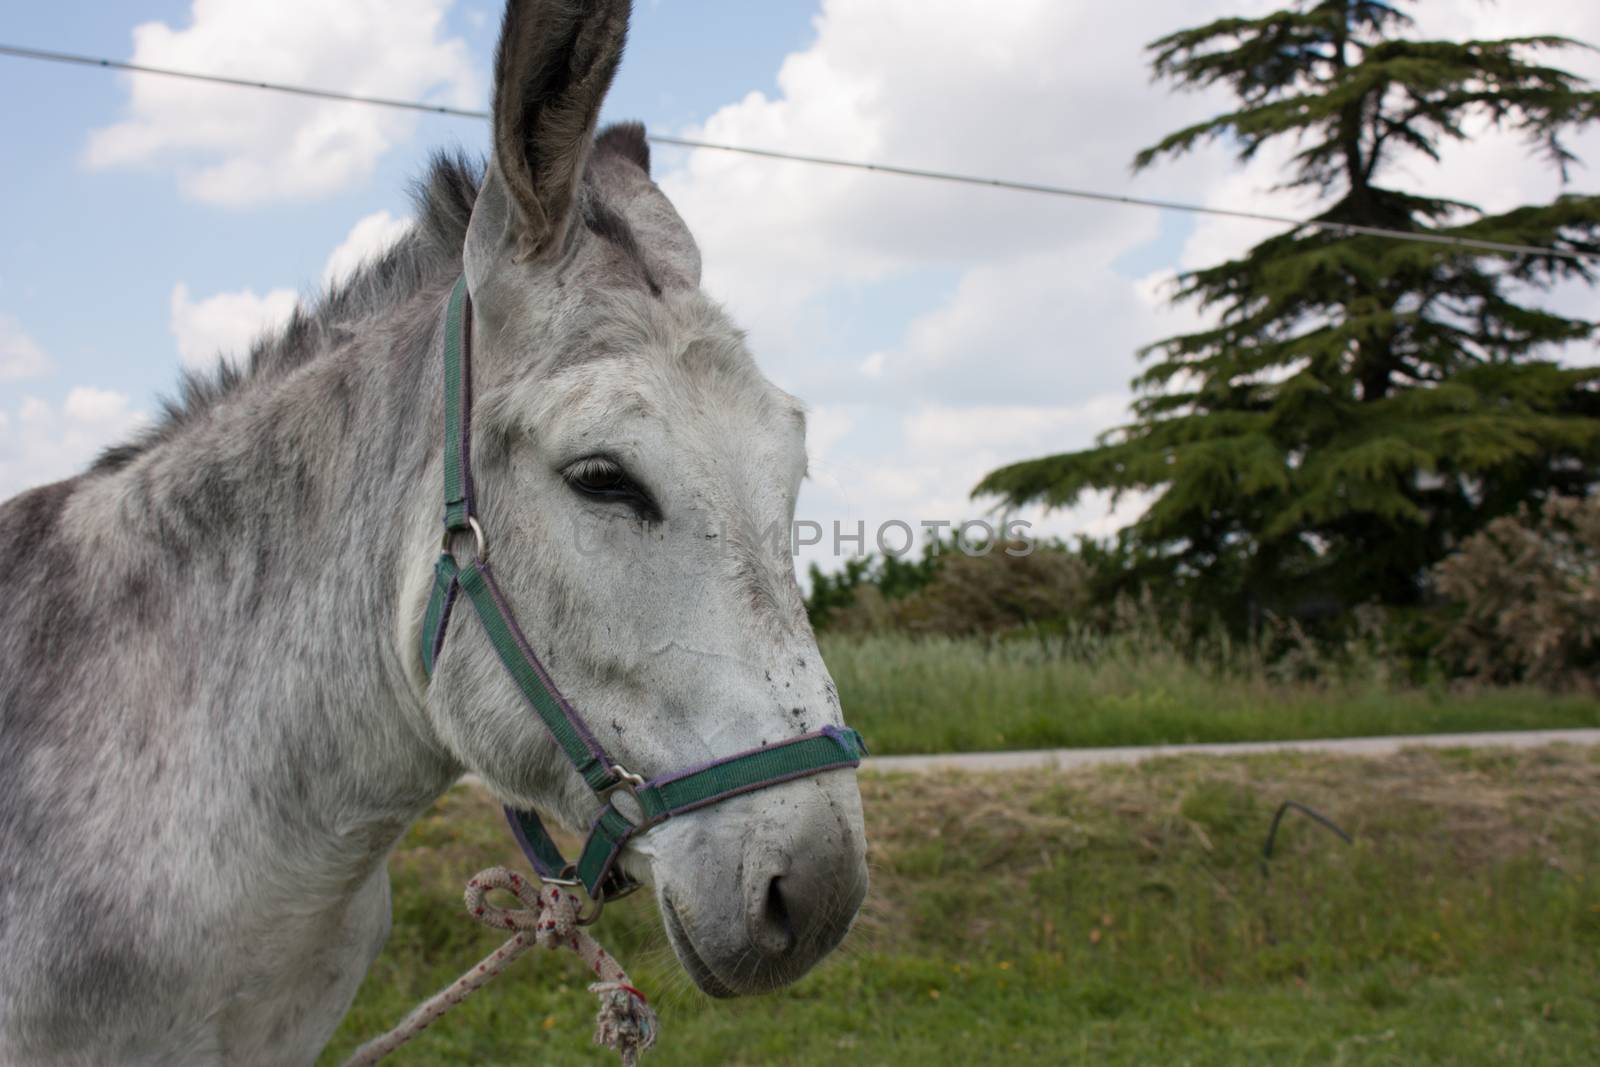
[822,633,1600,754]
[321,745,1600,1065]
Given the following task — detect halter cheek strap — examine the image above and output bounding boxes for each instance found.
[419,275,867,908]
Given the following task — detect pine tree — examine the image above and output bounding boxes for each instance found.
[975,0,1600,616]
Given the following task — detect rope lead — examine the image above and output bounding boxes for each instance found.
[342,866,657,1066]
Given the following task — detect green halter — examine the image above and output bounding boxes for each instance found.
[419,276,866,911]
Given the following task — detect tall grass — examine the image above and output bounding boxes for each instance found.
[821,629,1600,755]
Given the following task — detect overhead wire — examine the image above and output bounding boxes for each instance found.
[1,41,1595,264]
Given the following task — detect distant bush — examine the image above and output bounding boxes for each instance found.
[806,550,941,630]
[825,543,1090,637]
[1431,494,1600,691]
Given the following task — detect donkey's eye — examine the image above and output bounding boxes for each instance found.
[562,456,659,518]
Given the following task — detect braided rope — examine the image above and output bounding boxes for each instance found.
[341,867,657,1067]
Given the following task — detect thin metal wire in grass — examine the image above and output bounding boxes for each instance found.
[1257,800,1353,947]
[1259,800,1354,882]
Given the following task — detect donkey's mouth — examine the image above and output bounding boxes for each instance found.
[661,895,737,998]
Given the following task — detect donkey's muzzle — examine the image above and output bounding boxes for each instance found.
[730,798,869,991]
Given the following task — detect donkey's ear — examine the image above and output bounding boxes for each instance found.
[480,0,631,264]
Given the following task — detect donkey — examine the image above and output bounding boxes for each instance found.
[0,2,868,1062]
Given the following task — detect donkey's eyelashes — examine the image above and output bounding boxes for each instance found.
[561,455,660,520]
[562,455,632,493]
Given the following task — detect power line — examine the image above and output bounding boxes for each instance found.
[3,41,1596,264]
[0,43,491,119]
[645,134,1599,261]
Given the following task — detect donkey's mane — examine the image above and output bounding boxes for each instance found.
[92,152,484,473]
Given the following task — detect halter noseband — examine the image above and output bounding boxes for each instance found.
[418,276,867,915]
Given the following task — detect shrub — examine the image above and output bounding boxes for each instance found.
[826,543,1091,637]
[805,547,942,630]
[1430,494,1600,690]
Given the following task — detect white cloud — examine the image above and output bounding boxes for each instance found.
[170,208,416,368]
[655,0,1272,560]
[662,0,1248,324]
[85,0,477,205]
[322,210,414,287]
[0,388,146,501]
[805,405,856,468]
[793,393,1138,575]
[0,314,50,382]
[63,386,135,425]
[902,401,1129,461]
[169,282,298,369]
[880,245,1180,408]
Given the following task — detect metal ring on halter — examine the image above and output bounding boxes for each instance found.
[575,873,642,925]
[441,515,487,562]
[597,876,643,905]
[575,893,606,926]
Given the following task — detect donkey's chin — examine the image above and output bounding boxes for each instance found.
[659,891,826,998]
[660,895,739,998]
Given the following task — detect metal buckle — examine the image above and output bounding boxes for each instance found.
[441,515,487,563]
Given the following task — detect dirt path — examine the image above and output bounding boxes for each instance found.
[860,727,1600,774]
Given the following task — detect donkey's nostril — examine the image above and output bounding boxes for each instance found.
[751,875,798,957]
[736,806,868,986]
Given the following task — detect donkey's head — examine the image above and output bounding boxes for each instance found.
[416,0,867,997]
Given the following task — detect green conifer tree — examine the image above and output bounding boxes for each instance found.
[975,0,1600,614]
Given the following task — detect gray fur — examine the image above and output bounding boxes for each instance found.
[0,2,866,1063]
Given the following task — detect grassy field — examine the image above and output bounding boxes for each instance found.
[320,744,1599,1065]
[821,633,1600,754]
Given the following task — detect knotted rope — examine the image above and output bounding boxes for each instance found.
[342,867,657,1067]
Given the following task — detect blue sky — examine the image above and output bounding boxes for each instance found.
[2,1,1596,570]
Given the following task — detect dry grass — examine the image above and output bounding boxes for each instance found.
[323,745,1600,1066]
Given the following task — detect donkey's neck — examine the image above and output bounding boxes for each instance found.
[0,276,474,1060]
[76,279,462,884]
